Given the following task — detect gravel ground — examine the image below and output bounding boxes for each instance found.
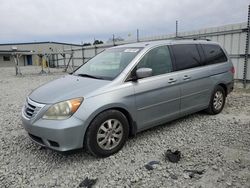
[0,66,250,188]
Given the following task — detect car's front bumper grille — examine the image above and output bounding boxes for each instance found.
[28,133,45,145]
[23,98,45,119]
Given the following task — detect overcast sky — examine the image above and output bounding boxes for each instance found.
[0,0,249,44]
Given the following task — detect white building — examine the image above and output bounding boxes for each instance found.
[0,41,82,67]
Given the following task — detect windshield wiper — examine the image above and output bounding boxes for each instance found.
[75,73,104,80]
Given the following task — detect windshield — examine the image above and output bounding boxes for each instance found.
[74,47,142,80]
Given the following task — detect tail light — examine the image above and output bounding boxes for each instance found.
[230,66,235,74]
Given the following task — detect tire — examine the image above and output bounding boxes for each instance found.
[85,110,129,157]
[206,85,226,115]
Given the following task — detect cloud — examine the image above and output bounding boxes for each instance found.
[0,0,248,43]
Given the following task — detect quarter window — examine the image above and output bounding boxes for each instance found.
[202,44,227,65]
[171,44,201,71]
[136,46,173,76]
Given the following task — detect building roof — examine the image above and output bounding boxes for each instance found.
[0,41,82,47]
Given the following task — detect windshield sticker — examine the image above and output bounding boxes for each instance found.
[124,49,139,53]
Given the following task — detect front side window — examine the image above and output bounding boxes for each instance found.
[202,44,227,65]
[136,45,173,77]
[74,47,142,80]
[172,44,201,71]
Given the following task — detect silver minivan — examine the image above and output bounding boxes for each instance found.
[22,40,234,157]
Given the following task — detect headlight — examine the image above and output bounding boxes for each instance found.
[42,98,83,120]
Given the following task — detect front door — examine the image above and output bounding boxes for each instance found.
[132,45,181,130]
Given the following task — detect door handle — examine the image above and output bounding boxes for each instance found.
[168,78,177,83]
[183,75,191,80]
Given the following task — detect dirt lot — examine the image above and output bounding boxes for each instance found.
[0,66,249,187]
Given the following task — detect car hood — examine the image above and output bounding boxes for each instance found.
[29,75,111,104]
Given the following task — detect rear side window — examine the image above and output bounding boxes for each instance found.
[171,44,201,71]
[202,44,227,65]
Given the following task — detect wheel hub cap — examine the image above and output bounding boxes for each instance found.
[97,119,123,150]
[213,91,223,110]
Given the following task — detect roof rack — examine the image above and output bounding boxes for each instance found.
[174,36,211,41]
[193,38,211,41]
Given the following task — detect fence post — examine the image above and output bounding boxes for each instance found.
[82,47,84,64]
[176,20,178,38]
[113,34,115,46]
[56,54,59,68]
[243,5,250,88]
[63,53,66,68]
[94,45,97,55]
[72,51,74,70]
[137,29,139,42]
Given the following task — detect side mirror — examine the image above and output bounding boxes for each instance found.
[136,68,152,79]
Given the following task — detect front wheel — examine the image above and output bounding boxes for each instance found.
[85,110,129,157]
[206,85,226,115]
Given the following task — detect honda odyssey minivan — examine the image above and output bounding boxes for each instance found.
[22,40,234,157]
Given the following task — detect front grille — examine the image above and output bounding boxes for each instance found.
[23,98,45,119]
[48,140,60,147]
[25,103,37,118]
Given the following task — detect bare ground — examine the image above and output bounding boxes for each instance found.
[0,66,249,187]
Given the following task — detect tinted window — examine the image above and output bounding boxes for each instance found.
[136,46,173,76]
[172,44,201,71]
[202,44,227,65]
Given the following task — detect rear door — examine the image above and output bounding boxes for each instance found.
[170,44,213,116]
[130,45,181,130]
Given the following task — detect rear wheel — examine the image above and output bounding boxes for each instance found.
[85,110,129,157]
[206,85,226,115]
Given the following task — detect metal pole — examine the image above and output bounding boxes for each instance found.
[176,20,178,38]
[82,46,84,64]
[52,54,55,67]
[94,46,97,56]
[243,5,250,88]
[14,53,18,75]
[46,55,50,73]
[80,41,84,64]
[63,54,66,68]
[41,55,44,72]
[56,54,59,68]
[17,54,19,75]
[71,51,74,71]
[112,34,115,46]
[137,29,139,42]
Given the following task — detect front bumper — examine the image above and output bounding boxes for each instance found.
[21,111,86,152]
